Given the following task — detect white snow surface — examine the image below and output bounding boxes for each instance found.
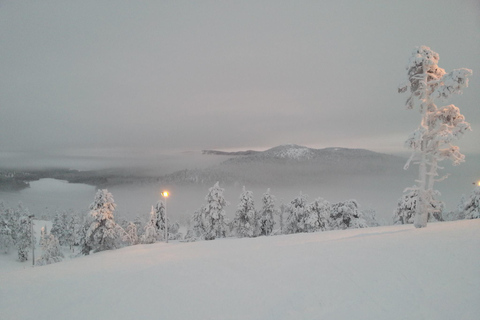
[1,220,479,320]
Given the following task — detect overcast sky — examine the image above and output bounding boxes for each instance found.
[1,0,479,160]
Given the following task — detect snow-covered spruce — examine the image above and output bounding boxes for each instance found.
[393,186,444,224]
[305,197,330,232]
[233,186,257,238]
[0,202,15,254]
[329,199,367,230]
[191,182,229,241]
[36,233,64,266]
[258,188,276,236]
[399,46,472,228]
[142,206,160,244]
[141,201,168,244]
[123,221,139,246]
[81,189,121,254]
[464,186,480,219]
[153,201,167,240]
[362,209,381,227]
[16,208,33,262]
[51,211,83,249]
[50,211,69,246]
[285,192,308,234]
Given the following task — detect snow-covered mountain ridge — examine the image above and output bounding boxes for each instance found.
[1,219,478,320]
[164,145,410,186]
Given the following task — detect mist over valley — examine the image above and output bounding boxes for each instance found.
[1,145,477,224]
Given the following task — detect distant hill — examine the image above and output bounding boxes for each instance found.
[163,144,410,186]
[202,149,260,156]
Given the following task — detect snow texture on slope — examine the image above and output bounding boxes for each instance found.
[1,220,479,320]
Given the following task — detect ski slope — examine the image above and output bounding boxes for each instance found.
[1,220,479,320]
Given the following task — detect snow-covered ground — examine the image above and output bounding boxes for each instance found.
[1,220,479,320]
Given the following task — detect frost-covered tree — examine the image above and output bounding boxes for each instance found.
[123,221,139,245]
[330,200,367,230]
[39,226,47,247]
[36,233,64,266]
[16,209,33,262]
[200,182,229,240]
[141,206,160,244]
[152,201,167,241]
[305,198,330,232]
[0,202,15,253]
[168,221,182,240]
[285,192,308,234]
[190,208,206,240]
[464,186,480,219]
[258,188,276,236]
[456,194,467,220]
[362,209,381,227]
[393,186,444,225]
[82,189,120,254]
[399,46,472,228]
[66,214,83,249]
[233,186,257,238]
[0,219,14,254]
[51,211,70,246]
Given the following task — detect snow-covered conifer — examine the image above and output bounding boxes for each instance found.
[233,186,257,238]
[141,206,159,244]
[168,221,182,240]
[330,200,367,230]
[202,182,229,240]
[39,226,47,247]
[362,209,381,227]
[50,211,67,245]
[285,192,308,234]
[36,234,64,266]
[258,188,276,236]
[393,187,444,225]
[82,189,120,254]
[464,186,480,219]
[305,198,330,232]
[393,188,417,225]
[0,202,15,253]
[458,194,467,216]
[153,201,167,240]
[124,221,139,245]
[16,208,33,262]
[191,208,205,239]
[66,214,82,249]
[399,46,472,228]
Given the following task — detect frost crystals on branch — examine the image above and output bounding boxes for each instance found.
[399,46,472,228]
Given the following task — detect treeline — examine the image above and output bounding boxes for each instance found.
[2,182,479,267]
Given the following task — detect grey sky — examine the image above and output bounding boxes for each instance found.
[1,0,479,159]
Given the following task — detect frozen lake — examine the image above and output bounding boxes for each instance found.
[0,178,96,218]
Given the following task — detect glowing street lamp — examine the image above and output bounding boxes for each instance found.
[161,191,169,243]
